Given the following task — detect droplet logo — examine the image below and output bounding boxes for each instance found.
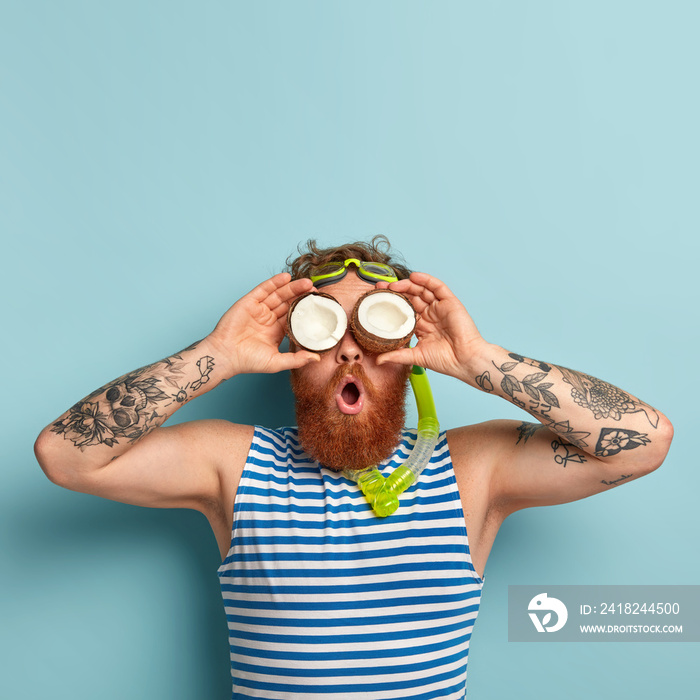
[528,593,568,632]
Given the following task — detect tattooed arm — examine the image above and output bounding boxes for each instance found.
[377,272,673,512]
[455,348,673,511]
[34,273,319,517]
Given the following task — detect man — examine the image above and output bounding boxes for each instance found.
[35,237,673,699]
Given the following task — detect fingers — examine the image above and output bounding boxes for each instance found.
[270,290,305,319]
[407,272,453,299]
[414,315,436,334]
[274,350,320,372]
[248,272,292,301]
[249,274,315,317]
[389,272,454,304]
[374,278,428,315]
[386,281,434,314]
[250,273,313,304]
[376,347,417,367]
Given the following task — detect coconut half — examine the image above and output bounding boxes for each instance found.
[287,292,348,352]
[350,289,416,353]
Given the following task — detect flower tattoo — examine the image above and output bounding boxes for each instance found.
[594,428,651,457]
[557,367,660,428]
[52,402,117,448]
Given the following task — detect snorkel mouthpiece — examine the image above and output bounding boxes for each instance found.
[343,366,440,517]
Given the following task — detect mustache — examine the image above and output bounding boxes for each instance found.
[324,363,378,401]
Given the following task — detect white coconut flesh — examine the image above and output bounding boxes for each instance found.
[289,294,347,351]
[356,292,415,339]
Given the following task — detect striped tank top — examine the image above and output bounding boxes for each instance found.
[217,426,484,700]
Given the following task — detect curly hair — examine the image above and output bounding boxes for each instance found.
[285,235,412,281]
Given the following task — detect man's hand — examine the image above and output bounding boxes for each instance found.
[375,272,484,380]
[207,272,321,377]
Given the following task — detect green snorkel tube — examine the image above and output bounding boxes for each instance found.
[343,365,440,517]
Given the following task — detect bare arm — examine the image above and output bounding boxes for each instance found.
[34,273,319,512]
[34,337,234,509]
[377,272,673,512]
[459,346,672,509]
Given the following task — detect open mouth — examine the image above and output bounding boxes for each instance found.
[335,375,365,415]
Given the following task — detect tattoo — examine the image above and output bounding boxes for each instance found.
[171,387,189,403]
[601,474,633,486]
[51,401,120,448]
[505,353,552,373]
[105,375,171,429]
[515,419,591,451]
[50,349,215,451]
[497,354,592,448]
[556,366,659,428]
[538,417,591,449]
[516,421,545,444]
[551,438,587,467]
[475,371,494,393]
[595,428,651,457]
[190,356,215,391]
[174,339,203,357]
[492,354,560,411]
[164,355,215,402]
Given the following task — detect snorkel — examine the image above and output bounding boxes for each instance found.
[342,365,440,517]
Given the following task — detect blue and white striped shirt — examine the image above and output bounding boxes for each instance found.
[218,426,484,699]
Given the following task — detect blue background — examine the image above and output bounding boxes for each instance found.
[1,1,697,698]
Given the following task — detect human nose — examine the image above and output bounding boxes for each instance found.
[335,328,364,364]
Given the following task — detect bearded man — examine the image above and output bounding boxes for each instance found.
[35,236,673,700]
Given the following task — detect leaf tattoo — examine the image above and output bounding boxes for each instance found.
[493,354,595,448]
[492,357,560,409]
[516,421,546,444]
[500,372,521,399]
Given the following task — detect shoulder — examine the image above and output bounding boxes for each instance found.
[183,419,256,465]
[446,419,518,469]
[445,419,523,508]
[175,420,255,504]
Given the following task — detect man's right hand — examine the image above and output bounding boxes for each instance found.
[207,272,320,377]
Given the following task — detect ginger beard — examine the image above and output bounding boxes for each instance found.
[290,362,412,471]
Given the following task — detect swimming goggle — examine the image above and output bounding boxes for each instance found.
[310,258,398,288]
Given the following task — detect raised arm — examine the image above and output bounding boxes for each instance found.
[376,272,674,513]
[34,273,319,514]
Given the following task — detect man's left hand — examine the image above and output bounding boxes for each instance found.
[375,272,484,380]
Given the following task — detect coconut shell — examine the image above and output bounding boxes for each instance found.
[286,291,347,353]
[350,289,416,354]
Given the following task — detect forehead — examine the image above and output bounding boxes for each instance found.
[319,270,375,314]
